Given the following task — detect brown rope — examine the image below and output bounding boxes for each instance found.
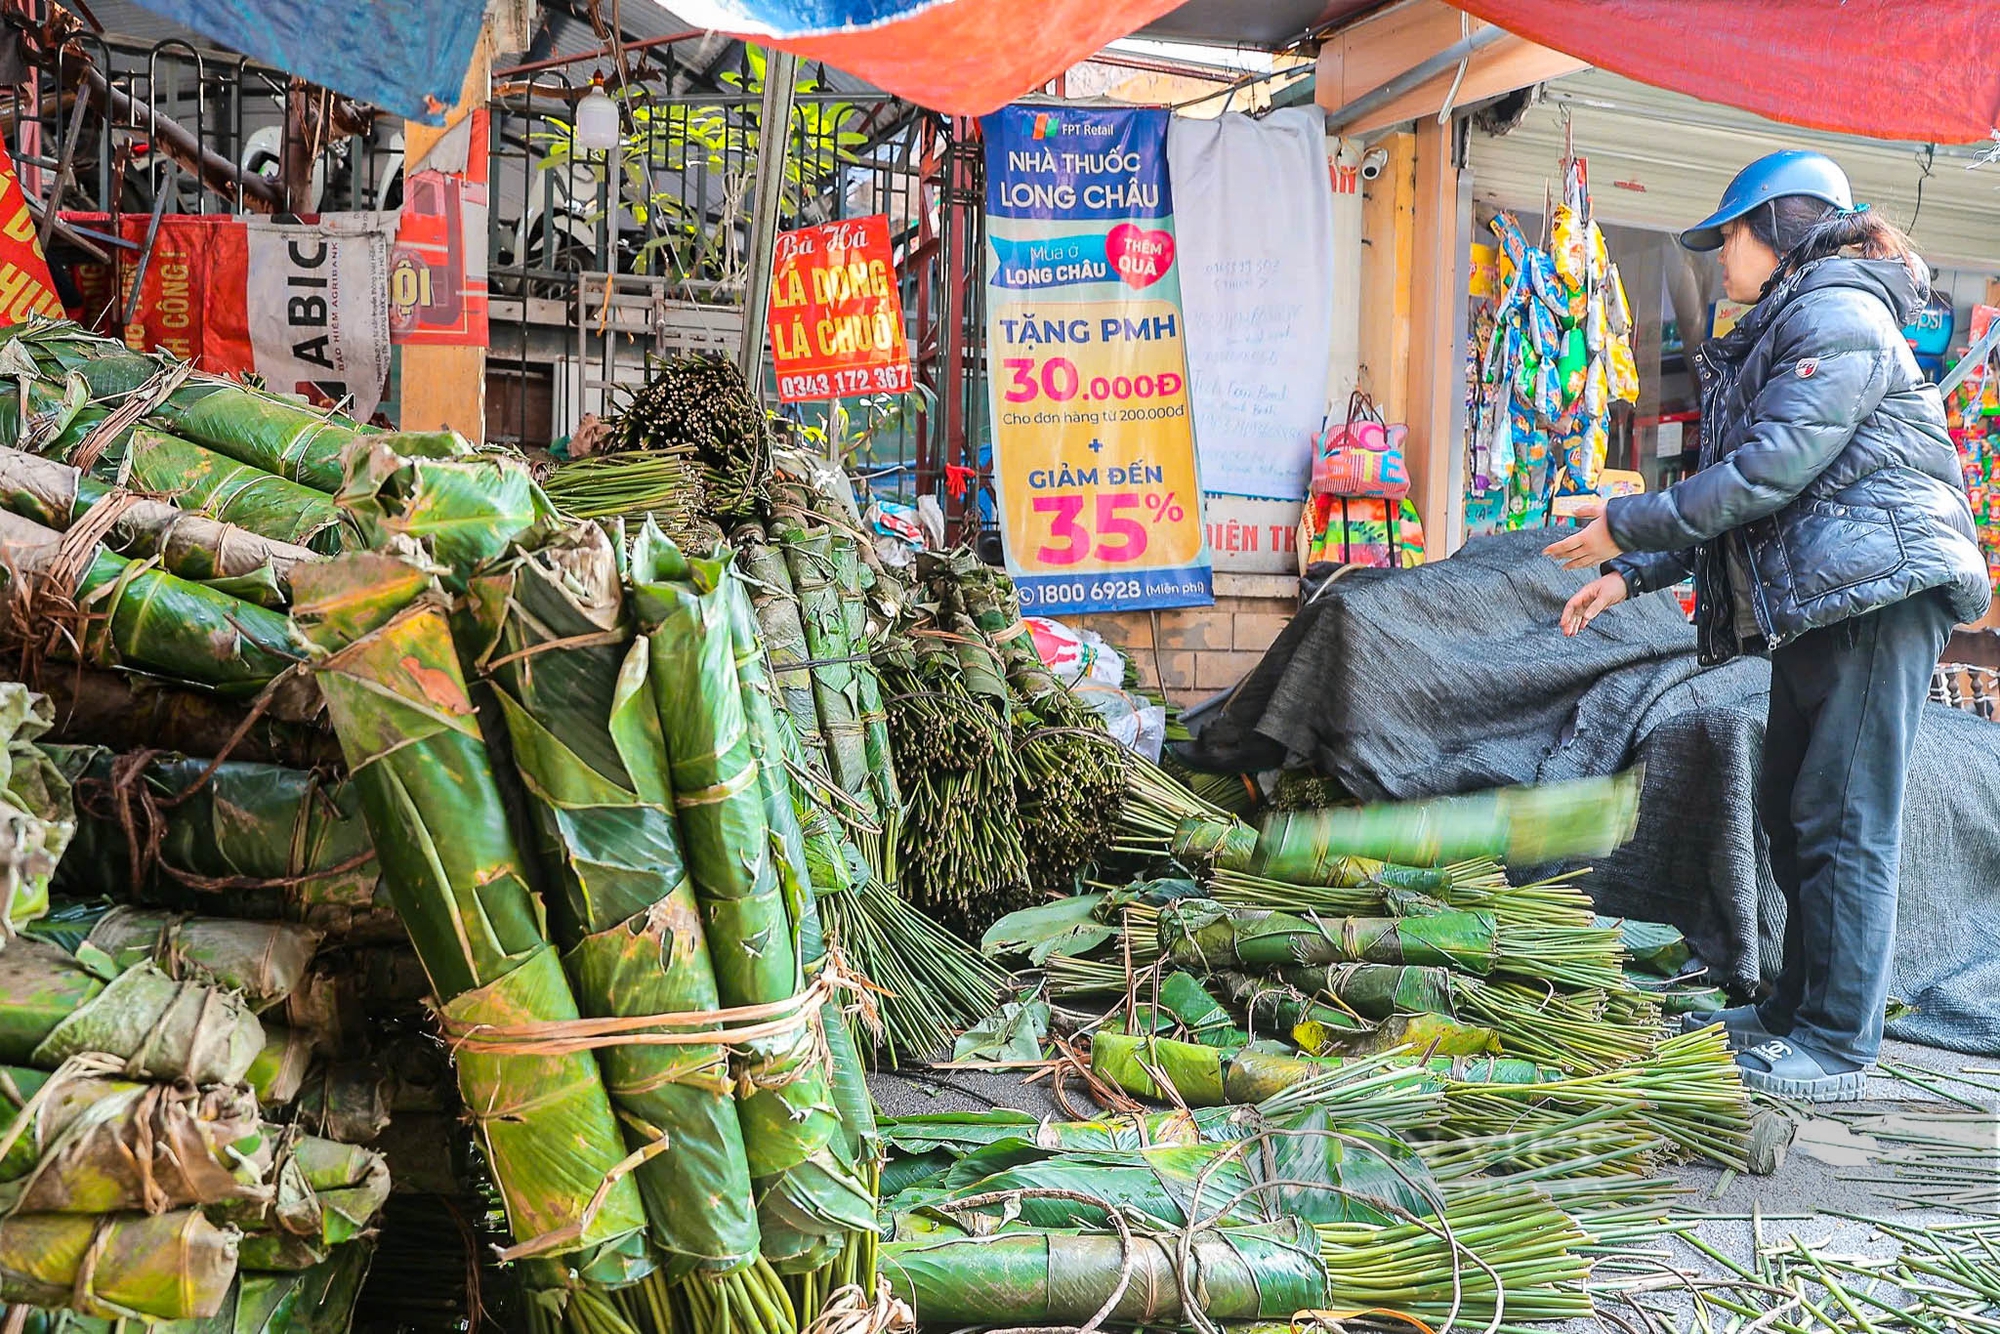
[440,973,843,1058]
[46,490,147,596]
[66,361,192,476]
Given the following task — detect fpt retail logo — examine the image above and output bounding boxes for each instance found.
[1029,112,1112,140]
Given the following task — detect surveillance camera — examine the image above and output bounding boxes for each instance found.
[1359,148,1390,181]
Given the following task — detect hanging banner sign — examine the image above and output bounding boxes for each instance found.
[981,103,1212,616]
[767,214,913,402]
[391,108,490,347]
[0,138,67,327]
[1167,109,1337,501]
[63,212,394,421]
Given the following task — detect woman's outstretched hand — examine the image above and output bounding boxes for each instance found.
[1542,499,1624,570]
[1561,573,1630,636]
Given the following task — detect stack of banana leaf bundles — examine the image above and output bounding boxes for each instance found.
[890,761,1759,1331]
[0,325,870,1334]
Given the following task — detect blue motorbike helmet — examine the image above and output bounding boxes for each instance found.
[1681,150,1854,252]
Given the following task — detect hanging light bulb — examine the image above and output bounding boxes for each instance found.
[575,75,620,152]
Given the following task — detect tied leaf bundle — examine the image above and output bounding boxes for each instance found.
[628,528,873,1274]
[1,317,463,494]
[0,938,263,1084]
[463,524,762,1277]
[124,428,350,554]
[1276,961,1657,1071]
[1244,771,1643,874]
[0,445,316,600]
[49,750,389,939]
[0,1064,265,1215]
[882,1218,1329,1328]
[0,684,72,936]
[24,904,322,1012]
[292,554,649,1285]
[1092,1028,1749,1169]
[0,1209,239,1321]
[1160,901,1627,992]
[0,509,307,698]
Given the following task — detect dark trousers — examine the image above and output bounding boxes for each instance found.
[1755,591,1953,1068]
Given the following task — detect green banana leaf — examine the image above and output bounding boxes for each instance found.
[48,749,387,936]
[979,895,1115,965]
[463,525,760,1274]
[0,684,71,933]
[0,939,263,1082]
[733,523,828,780]
[291,552,648,1283]
[26,904,320,1011]
[0,510,307,696]
[776,524,872,821]
[0,445,315,602]
[0,1066,265,1213]
[332,444,556,580]
[1240,771,1643,873]
[221,1137,389,1271]
[881,1218,1328,1327]
[0,1210,238,1320]
[1604,916,1694,976]
[125,429,349,554]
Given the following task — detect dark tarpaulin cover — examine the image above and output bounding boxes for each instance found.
[1455,0,2000,142]
[128,0,485,122]
[1177,532,2000,1055]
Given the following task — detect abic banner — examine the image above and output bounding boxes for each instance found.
[65,213,394,422]
[981,104,1212,616]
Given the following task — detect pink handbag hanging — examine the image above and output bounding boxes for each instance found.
[1311,389,1411,499]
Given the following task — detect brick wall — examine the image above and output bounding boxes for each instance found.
[1071,574,1297,709]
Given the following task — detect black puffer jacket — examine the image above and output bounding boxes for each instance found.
[1606,257,1990,664]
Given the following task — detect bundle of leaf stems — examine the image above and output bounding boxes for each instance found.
[1311,1184,1595,1329]
[1112,753,1249,861]
[816,875,1008,1066]
[542,448,706,535]
[1436,1027,1751,1168]
[1283,964,1660,1072]
[1207,863,1596,928]
[877,643,1032,937]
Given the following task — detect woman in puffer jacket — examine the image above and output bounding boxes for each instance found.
[1545,150,1991,1102]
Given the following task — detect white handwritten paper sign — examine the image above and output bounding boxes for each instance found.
[1166,108,1336,501]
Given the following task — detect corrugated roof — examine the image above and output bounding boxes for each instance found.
[1136,0,1380,49]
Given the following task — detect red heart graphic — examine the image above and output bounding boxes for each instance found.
[1105,223,1175,290]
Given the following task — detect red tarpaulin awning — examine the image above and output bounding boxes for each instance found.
[698,0,2000,142]
[1452,0,2000,143]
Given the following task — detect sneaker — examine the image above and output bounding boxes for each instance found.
[1735,1037,1869,1103]
[1680,1004,1774,1048]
